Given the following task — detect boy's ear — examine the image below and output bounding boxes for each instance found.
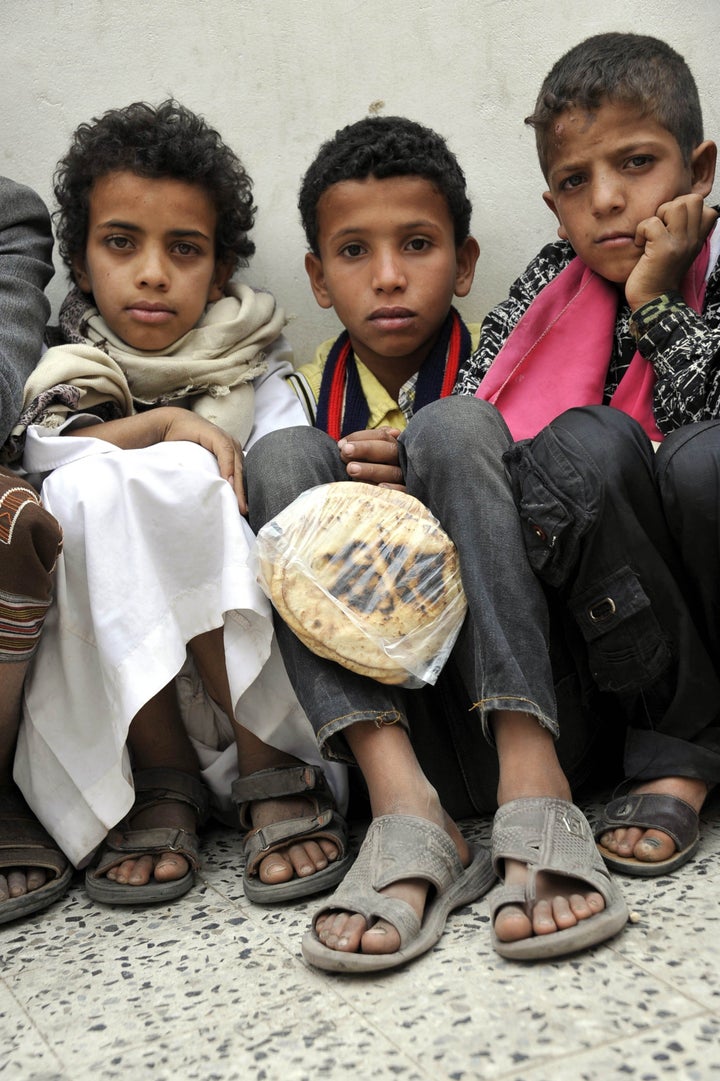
[454,236,480,298]
[690,140,717,198]
[304,252,334,309]
[208,259,234,302]
[542,190,569,241]
[71,254,92,294]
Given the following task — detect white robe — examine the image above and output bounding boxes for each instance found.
[14,344,348,867]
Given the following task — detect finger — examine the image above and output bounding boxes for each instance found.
[346,461,404,486]
[341,439,401,468]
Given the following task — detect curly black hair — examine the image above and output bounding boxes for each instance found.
[299,116,472,255]
[54,99,256,277]
[526,34,704,179]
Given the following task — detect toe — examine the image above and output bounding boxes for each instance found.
[153,852,190,883]
[258,851,294,884]
[634,828,676,863]
[25,868,47,893]
[361,918,401,955]
[494,902,533,943]
[7,870,28,898]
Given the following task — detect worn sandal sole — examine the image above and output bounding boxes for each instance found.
[85,867,195,906]
[0,864,73,925]
[596,835,701,877]
[244,849,354,904]
[302,843,495,973]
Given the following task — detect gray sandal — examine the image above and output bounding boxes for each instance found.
[85,768,208,905]
[302,814,495,973]
[490,797,628,960]
[233,764,353,904]
[594,792,701,876]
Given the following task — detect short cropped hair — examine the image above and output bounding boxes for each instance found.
[526,33,704,178]
[299,116,472,254]
[54,99,256,275]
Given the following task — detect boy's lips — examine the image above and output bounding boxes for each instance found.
[595,231,638,246]
[368,307,416,330]
[126,301,176,324]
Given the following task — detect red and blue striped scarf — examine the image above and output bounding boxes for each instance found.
[316,307,471,439]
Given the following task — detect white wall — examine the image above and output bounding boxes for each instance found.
[4,0,719,362]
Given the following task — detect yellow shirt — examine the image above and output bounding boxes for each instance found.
[287,325,481,432]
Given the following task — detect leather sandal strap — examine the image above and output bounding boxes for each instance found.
[231,765,331,831]
[90,825,201,879]
[132,768,209,825]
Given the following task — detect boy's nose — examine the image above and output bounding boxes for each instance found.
[371,251,407,292]
[590,173,625,215]
[136,248,171,289]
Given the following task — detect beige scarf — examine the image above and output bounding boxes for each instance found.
[21,282,286,447]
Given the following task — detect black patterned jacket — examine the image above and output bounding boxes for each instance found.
[455,219,720,435]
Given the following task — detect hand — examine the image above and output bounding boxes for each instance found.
[160,409,247,513]
[338,427,405,489]
[68,406,247,513]
[626,194,718,311]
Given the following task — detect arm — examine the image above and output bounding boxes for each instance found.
[0,179,54,444]
[631,206,720,432]
[69,405,246,510]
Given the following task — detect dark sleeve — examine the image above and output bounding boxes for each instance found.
[633,263,720,433]
[454,240,574,396]
[0,178,54,444]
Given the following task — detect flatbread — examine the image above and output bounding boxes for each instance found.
[257,482,466,685]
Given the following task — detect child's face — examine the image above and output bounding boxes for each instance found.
[542,100,715,283]
[73,171,231,351]
[305,175,478,378]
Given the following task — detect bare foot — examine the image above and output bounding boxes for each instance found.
[598,776,707,865]
[494,860,605,944]
[0,867,48,902]
[314,784,469,957]
[104,798,197,887]
[251,795,340,885]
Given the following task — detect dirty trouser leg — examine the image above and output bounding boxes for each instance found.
[245,426,405,763]
[504,406,720,784]
[399,397,558,739]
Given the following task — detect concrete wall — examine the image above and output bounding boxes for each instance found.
[4,0,719,362]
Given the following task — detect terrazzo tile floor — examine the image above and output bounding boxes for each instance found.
[2,796,720,1081]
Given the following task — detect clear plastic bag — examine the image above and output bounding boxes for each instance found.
[255,481,467,688]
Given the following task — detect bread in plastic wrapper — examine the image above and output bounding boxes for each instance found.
[255,481,467,688]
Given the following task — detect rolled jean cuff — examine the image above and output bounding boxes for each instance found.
[624,728,720,784]
[317,708,406,765]
[471,695,559,744]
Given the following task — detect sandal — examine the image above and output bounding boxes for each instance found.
[85,767,208,905]
[0,787,72,924]
[233,764,353,903]
[301,814,495,973]
[490,797,628,960]
[594,792,701,877]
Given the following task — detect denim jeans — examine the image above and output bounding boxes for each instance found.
[246,398,599,815]
[505,405,720,783]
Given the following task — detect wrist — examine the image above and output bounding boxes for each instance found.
[629,291,686,342]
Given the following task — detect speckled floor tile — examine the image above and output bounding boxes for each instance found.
[2,803,720,1081]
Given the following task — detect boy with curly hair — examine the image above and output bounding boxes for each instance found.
[7,100,351,907]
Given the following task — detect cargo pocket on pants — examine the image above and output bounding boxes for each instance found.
[569,565,672,694]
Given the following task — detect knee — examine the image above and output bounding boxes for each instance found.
[545,406,654,485]
[245,426,343,527]
[657,420,720,513]
[402,396,511,466]
[0,473,62,601]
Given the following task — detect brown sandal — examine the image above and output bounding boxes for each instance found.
[233,764,353,903]
[85,767,208,905]
[0,787,72,925]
